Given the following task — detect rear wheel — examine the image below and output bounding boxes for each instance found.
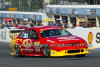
[76,54,86,57]
[43,45,50,57]
[14,45,22,57]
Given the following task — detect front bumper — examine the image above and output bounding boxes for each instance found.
[50,48,90,57]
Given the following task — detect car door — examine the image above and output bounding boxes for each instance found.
[19,29,34,54]
[29,29,42,54]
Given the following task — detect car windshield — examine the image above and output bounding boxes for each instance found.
[40,29,72,37]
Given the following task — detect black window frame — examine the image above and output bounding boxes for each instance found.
[29,29,39,39]
[19,29,30,39]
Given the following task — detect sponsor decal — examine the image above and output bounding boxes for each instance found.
[96,32,100,43]
[52,52,55,55]
[23,49,33,52]
[50,43,85,47]
[57,37,75,39]
[47,40,55,43]
[34,42,40,52]
[88,32,93,47]
[88,32,93,44]
[22,39,32,48]
[34,42,40,45]
[78,18,86,22]
[40,28,62,31]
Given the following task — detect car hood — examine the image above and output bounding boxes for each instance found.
[46,35,85,44]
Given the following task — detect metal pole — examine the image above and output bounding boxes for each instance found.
[19,0,20,11]
[89,0,90,5]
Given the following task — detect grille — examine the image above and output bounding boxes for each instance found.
[68,49,80,54]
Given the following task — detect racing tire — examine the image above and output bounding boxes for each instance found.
[42,45,50,57]
[14,45,22,57]
[76,54,86,57]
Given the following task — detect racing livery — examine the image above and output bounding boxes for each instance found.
[10,26,90,57]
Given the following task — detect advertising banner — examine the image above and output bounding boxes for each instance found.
[5,18,12,21]
[78,18,86,22]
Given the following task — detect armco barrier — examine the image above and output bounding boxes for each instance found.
[0,28,100,48]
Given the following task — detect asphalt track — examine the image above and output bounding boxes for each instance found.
[0,42,100,67]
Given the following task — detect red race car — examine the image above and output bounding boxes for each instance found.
[10,26,90,57]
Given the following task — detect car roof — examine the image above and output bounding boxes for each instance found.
[25,26,62,31]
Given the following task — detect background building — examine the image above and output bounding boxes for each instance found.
[0,0,44,12]
[0,0,100,28]
[0,0,100,12]
[46,5,100,28]
[49,0,100,5]
[45,0,100,28]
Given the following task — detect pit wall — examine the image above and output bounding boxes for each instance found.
[0,28,100,48]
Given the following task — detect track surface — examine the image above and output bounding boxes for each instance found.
[0,42,100,67]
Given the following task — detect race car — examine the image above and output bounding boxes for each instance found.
[10,26,90,57]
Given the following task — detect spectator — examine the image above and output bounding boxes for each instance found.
[75,24,83,28]
[57,22,61,27]
[53,23,57,26]
[78,23,81,27]
[83,24,87,28]
[37,22,40,26]
[3,25,8,29]
[73,22,76,27]
[65,23,71,28]
[93,23,96,27]
[48,22,52,26]
[59,23,63,28]
[86,22,90,27]
[26,23,31,27]
[70,23,74,28]
[14,24,18,28]
[40,23,43,26]
[18,26,24,29]
[90,23,93,27]
[0,23,2,29]
[1,24,5,29]
[30,22,34,27]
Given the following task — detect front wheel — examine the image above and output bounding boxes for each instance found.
[42,45,50,57]
[76,54,86,57]
[14,45,22,57]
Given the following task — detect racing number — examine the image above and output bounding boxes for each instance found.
[34,42,40,52]
[96,32,100,43]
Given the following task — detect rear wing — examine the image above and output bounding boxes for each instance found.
[9,29,24,39]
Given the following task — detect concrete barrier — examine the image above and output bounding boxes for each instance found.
[0,28,100,48]
[66,28,100,48]
[0,29,23,42]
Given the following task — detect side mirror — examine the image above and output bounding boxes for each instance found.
[9,30,23,39]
